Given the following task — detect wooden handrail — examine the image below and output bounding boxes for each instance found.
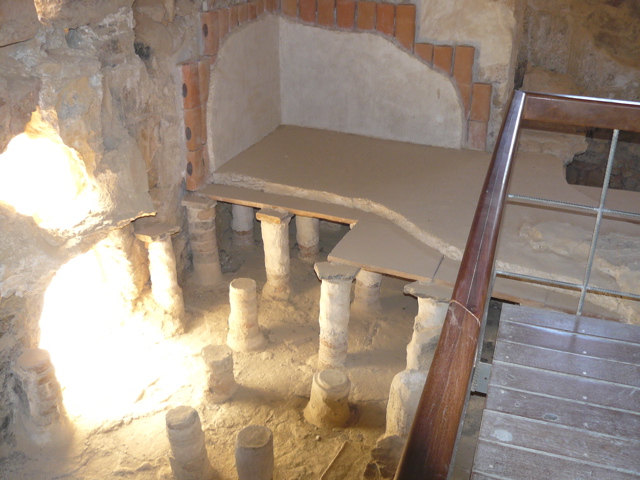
[393,91,640,479]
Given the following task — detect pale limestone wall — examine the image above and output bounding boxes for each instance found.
[208,15,281,171]
[279,20,464,149]
[418,0,517,148]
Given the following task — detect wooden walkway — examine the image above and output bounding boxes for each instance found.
[472,304,640,479]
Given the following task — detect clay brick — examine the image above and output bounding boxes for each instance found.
[197,56,211,103]
[248,2,257,20]
[229,6,239,28]
[433,45,453,75]
[257,0,266,15]
[317,0,335,26]
[376,3,394,37]
[201,10,219,58]
[458,83,473,115]
[281,0,297,16]
[186,146,205,191]
[453,45,475,86]
[395,4,415,51]
[200,103,208,144]
[299,0,316,22]
[184,106,203,151]
[467,120,488,151]
[267,0,279,12]
[356,1,375,30]
[414,43,433,64]
[336,0,355,28]
[238,3,249,24]
[218,8,229,40]
[470,83,492,122]
[179,60,200,110]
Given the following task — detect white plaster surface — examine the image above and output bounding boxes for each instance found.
[207,16,281,171]
[279,20,463,148]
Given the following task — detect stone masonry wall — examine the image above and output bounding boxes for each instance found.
[0,0,203,449]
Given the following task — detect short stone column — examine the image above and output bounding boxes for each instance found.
[11,348,71,446]
[256,209,292,300]
[227,278,266,352]
[314,262,360,368]
[352,269,383,313]
[295,215,319,261]
[182,194,223,287]
[135,222,185,335]
[404,282,451,371]
[235,425,274,480]
[304,369,351,428]
[385,369,428,438]
[232,204,255,247]
[166,406,213,480]
[201,345,238,403]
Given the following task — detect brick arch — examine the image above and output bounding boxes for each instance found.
[180,0,493,190]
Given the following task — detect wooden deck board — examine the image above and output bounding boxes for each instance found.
[472,304,640,479]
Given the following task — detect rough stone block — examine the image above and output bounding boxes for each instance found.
[0,0,40,47]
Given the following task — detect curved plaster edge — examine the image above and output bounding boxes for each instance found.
[211,172,464,262]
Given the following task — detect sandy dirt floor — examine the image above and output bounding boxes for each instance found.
[0,218,495,480]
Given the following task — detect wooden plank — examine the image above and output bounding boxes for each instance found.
[485,383,640,440]
[501,303,640,344]
[498,320,640,364]
[479,410,640,474]
[522,93,640,134]
[489,361,640,411]
[473,440,640,480]
[494,340,640,387]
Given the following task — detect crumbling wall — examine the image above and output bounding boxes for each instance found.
[518,0,640,100]
[0,0,202,450]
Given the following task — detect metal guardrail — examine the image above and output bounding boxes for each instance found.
[394,91,640,480]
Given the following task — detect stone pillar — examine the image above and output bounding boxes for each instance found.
[295,215,319,261]
[314,262,360,368]
[352,269,383,313]
[235,425,274,480]
[304,369,351,428]
[227,278,266,352]
[385,369,428,438]
[182,194,223,287]
[166,406,213,480]
[11,348,71,446]
[404,282,451,371]
[232,204,255,247]
[256,209,292,300]
[201,345,238,403]
[135,222,185,335]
